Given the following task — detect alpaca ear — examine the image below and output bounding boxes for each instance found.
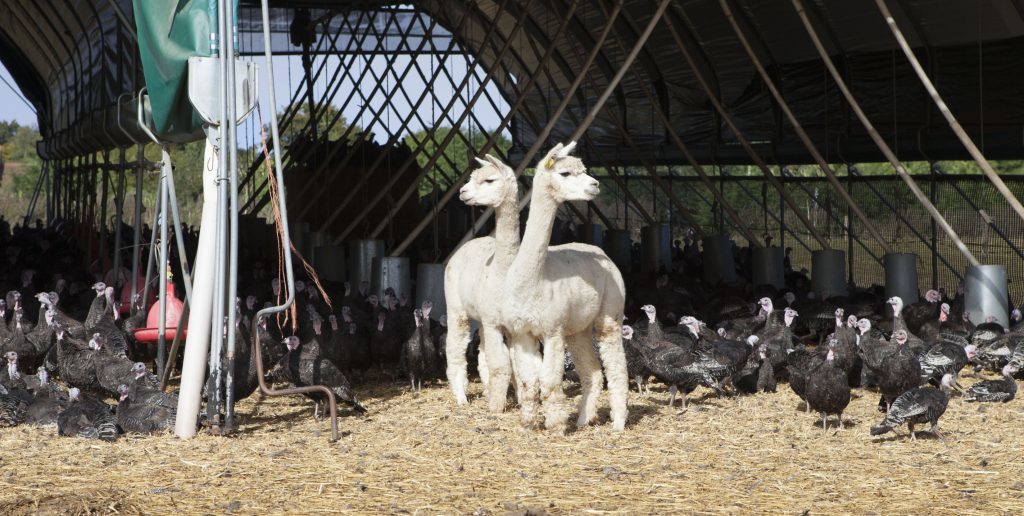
[556,140,577,159]
[474,157,490,168]
[540,143,564,170]
[485,154,514,177]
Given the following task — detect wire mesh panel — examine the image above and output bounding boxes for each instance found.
[595,172,1024,305]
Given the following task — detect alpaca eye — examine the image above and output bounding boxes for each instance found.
[484,179,496,183]
[559,172,570,177]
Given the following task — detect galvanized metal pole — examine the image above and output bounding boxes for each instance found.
[788,0,978,266]
[872,0,1024,225]
[254,0,339,442]
[157,148,170,379]
[112,148,126,289]
[326,0,533,242]
[717,0,893,254]
[131,144,144,313]
[223,0,241,433]
[662,2,829,249]
[391,1,581,257]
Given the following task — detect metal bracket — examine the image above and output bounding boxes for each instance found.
[187,56,259,126]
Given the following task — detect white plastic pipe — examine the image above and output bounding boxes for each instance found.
[175,138,220,438]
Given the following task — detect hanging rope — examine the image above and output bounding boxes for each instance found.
[257,107,333,332]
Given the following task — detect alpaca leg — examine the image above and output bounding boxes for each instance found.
[476,339,490,394]
[539,333,569,434]
[595,315,629,431]
[567,332,602,428]
[509,333,542,429]
[482,325,512,413]
[445,313,472,405]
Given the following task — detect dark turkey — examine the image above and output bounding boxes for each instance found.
[57,388,119,441]
[860,330,923,412]
[787,347,825,412]
[55,328,105,392]
[804,344,852,432]
[267,336,367,415]
[0,384,28,427]
[870,374,954,441]
[400,308,430,391]
[621,326,651,394]
[116,383,177,434]
[964,365,1017,403]
[918,341,975,388]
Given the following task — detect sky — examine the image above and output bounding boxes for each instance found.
[0,52,507,144]
[0,65,39,126]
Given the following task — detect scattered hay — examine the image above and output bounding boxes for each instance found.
[2,376,1024,513]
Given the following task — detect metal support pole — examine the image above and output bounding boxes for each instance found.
[325,0,532,243]
[662,2,830,249]
[391,1,581,257]
[716,0,893,253]
[287,12,433,221]
[99,153,111,275]
[873,0,1024,225]
[162,155,194,303]
[223,0,241,433]
[112,148,126,289]
[157,151,170,379]
[141,178,161,326]
[929,162,938,289]
[788,0,979,266]
[131,145,144,313]
[253,0,338,442]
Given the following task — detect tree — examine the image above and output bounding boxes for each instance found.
[404,127,512,196]
[281,102,353,146]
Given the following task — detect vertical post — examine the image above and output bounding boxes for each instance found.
[872,0,1024,225]
[131,144,144,312]
[930,162,939,289]
[113,148,126,290]
[224,0,241,433]
[157,148,170,379]
[98,153,111,279]
[847,172,854,285]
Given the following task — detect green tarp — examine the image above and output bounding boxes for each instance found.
[132,0,214,141]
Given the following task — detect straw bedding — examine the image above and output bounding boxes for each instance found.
[2,376,1023,514]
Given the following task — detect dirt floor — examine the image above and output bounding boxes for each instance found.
[2,374,1024,514]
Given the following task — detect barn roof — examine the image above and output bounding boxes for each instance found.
[2,0,1022,163]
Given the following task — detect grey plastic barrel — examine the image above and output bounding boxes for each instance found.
[965,265,1009,328]
[576,223,604,247]
[884,253,919,306]
[604,229,632,273]
[811,249,847,299]
[641,224,671,273]
[314,245,346,282]
[415,263,446,321]
[371,256,412,302]
[752,246,784,288]
[305,231,329,259]
[702,234,737,284]
[348,239,385,291]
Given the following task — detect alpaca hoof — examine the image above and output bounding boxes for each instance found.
[611,418,626,432]
[546,422,568,435]
[487,400,506,414]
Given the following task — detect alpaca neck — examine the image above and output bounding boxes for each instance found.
[509,182,559,292]
[492,194,520,271]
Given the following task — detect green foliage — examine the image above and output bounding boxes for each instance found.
[404,127,511,196]
[281,102,353,146]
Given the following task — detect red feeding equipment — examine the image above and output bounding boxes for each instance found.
[133,280,186,344]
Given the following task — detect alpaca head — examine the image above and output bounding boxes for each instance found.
[536,141,598,202]
[461,154,516,207]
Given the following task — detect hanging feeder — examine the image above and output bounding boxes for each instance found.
[134,279,186,344]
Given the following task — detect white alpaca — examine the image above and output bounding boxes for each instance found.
[444,155,520,411]
[501,142,630,433]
